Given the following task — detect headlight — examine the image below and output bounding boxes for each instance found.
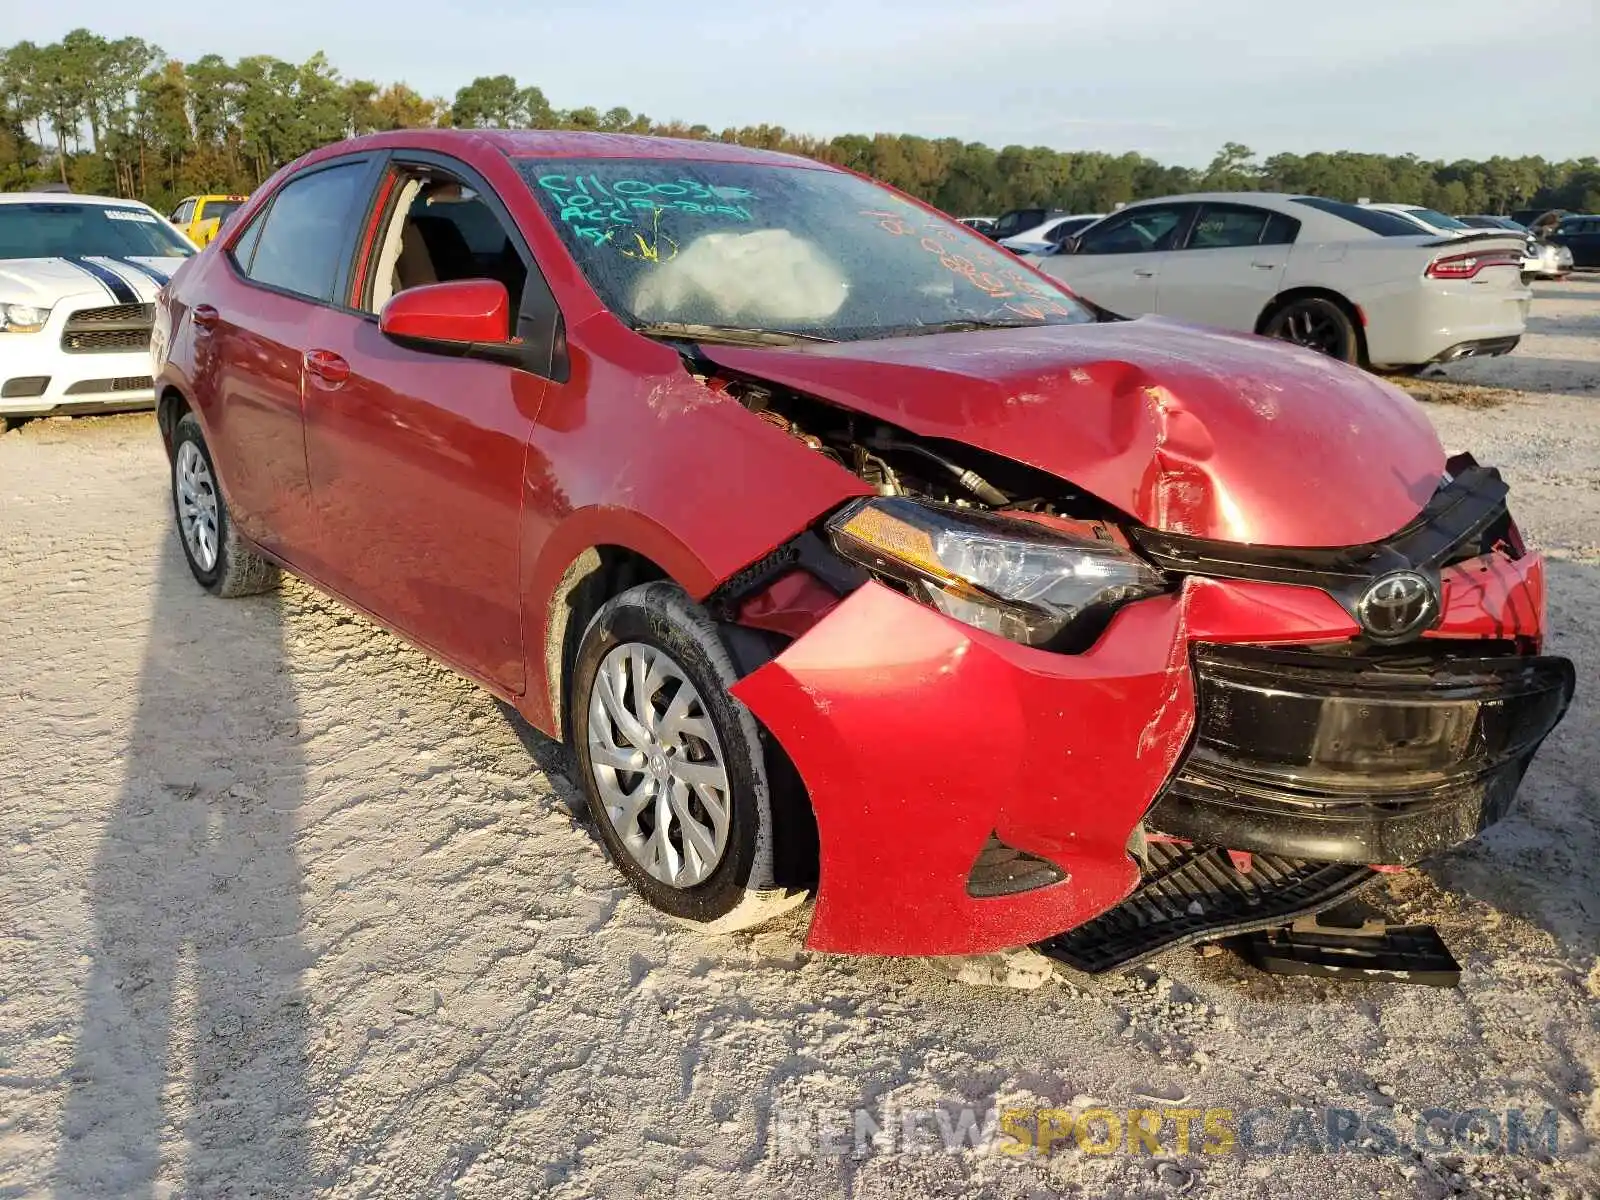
[828,497,1166,648]
[1,303,50,333]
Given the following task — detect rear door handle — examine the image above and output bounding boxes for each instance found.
[1251,261,1281,270]
[303,349,350,386]
[1133,268,1156,278]
[192,304,219,330]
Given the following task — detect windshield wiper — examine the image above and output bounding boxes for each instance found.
[879,318,1047,338]
[632,322,834,347]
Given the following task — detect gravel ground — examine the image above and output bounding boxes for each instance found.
[1,279,1597,1199]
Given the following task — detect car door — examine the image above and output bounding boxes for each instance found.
[198,156,380,558]
[1155,203,1297,332]
[298,153,556,694]
[1038,203,1194,317]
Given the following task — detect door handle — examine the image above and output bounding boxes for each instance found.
[1133,268,1156,278]
[1251,262,1281,270]
[192,304,219,330]
[303,349,350,386]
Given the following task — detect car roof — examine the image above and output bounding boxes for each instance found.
[0,192,159,208]
[321,128,827,170]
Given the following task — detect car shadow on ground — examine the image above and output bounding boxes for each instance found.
[53,535,312,1198]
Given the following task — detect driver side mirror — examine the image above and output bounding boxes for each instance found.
[1056,235,1082,255]
[379,279,513,358]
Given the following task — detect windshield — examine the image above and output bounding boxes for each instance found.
[515,157,1093,340]
[0,203,195,261]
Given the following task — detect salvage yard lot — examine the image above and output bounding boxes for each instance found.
[1,281,1597,1199]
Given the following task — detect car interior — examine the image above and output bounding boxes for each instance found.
[369,173,529,325]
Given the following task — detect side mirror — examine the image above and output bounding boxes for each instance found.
[1056,235,1082,255]
[379,279,512,354]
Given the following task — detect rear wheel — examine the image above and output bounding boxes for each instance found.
[170,413,279,597]
[1263,297,1359,363]
[571,582,807,932]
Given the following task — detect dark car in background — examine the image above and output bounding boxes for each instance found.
[1551,215,1600,268]
[1455,215,1528,232]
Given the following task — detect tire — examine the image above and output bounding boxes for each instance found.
[170,412,279,597]
[1263,297,1359,364]
[2,417,31,433]
[570,581,807,932]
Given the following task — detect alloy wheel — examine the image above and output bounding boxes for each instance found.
[175,439,220,571]
[587,642,732,888]
[1273,303,1347,357]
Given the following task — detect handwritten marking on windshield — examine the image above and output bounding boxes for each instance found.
[859,209,1080,320]
[538,174,754,252]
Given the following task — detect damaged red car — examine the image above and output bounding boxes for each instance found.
[152,131,1574,972]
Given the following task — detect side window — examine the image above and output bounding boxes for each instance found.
[1186,205,1274,250]
[242,162,371,303]
[171,200,194,224]
[363,170,529,321]
[1077,206,1189,255]
[1262,212,1300,245]
[229,205,268,272]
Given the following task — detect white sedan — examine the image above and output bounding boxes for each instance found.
[0,193,196,428]
[1029,192,1531,372]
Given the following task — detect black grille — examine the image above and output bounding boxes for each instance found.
[61,328,151,353]
[65,303,150,325]
[63,376,153,395]
[1,376,49,399]
[1035,842,1377,974]
[61,303,153,354]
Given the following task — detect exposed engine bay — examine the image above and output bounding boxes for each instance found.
[717,375,1118,524]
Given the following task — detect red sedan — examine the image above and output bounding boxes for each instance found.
[151,131,1573,970]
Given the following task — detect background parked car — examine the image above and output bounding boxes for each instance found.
[1367,203,1567,279]
[1032,192,1530,372]
[0,192,196,428]
[984,207,1065,241]
[998,213,1104,255]
[957,216,996,234]
[1456,214,1529,232]
[169,193,249,247]
[1550,215,1600,268]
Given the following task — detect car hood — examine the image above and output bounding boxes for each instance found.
[0,256,182,306]
[703,318,1445,548]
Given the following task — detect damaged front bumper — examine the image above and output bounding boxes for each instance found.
[1145,643,1574,866]
[730,541,1570,961]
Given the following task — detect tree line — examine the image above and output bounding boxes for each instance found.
[3,30,1597,218]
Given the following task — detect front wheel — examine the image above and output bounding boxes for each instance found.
[1263,297,1359,363]
[571,582,807,932]
[170,412,279,597]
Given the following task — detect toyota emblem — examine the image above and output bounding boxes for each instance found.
[1355,570,1439,642]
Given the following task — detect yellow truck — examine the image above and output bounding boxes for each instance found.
[168,194,249,247]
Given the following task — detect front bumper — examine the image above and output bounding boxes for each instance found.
[1,299,156,417]
[731,530,1567,958]
[1146,643,1574,865]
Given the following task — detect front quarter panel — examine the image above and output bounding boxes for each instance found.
[731,576,1361,956]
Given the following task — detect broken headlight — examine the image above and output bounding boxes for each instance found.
[827,497,1165,648]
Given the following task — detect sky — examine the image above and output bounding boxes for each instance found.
[12,0,1599,166]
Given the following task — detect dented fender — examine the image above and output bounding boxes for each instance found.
[730,576,1359,956]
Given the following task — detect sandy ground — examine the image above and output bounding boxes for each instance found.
[1,279,1597,1200]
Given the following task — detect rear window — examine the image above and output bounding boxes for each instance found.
[1289,196,1425,237]
[200,199,244,225]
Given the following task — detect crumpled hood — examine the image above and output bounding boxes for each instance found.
[704,318,1445,547]
[0,256,180,306]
